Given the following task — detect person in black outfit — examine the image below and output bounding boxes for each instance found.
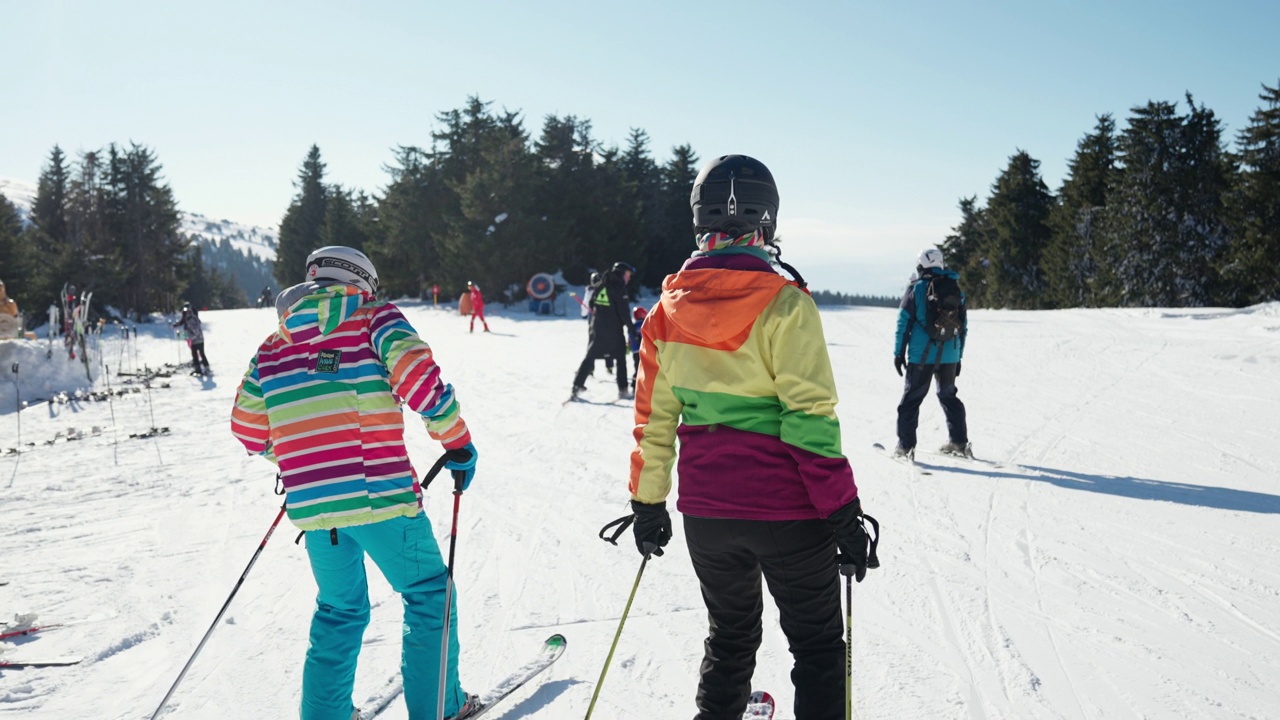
[571,262,634,401]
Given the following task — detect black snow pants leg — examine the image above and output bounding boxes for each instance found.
[895,364,935,450]
[933,363,967,444]
[896,363,967,448]
[684,516,846,720]
[190,342,209,371]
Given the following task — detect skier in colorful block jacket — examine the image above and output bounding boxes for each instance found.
[627,155,878,720]
[231,246,481,720]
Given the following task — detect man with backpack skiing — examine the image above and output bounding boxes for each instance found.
[569,261,635,401]
[230,246,482,720]
[893,247,970,459]
[626,154,878,720]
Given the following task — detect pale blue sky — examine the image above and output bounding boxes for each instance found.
[3,0,1277,294]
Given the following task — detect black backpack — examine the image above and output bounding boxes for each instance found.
[923,275,963,343]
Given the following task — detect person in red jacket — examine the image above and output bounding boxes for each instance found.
[467,282,489,333]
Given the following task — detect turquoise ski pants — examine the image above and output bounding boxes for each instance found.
[300,513,466,720]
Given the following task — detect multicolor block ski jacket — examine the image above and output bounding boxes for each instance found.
[629,252,858,521]
[231,283,471,531]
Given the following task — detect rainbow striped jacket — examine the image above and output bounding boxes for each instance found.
[629,253,857,521]
[231,284,471,531]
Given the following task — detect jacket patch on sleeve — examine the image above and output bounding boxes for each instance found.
[315,349,342,373]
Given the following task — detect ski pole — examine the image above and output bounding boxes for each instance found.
[584,545,654,720]
[845,570,853,720]
[149,503,287,720]
[437,467,465,720]
[11,363,19,449]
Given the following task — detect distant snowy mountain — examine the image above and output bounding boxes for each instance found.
[0,176,278,262]
[0,177,37,223]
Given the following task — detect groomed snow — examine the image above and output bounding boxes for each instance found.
[2,300,1278,719]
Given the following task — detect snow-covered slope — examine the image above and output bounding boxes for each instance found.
[1,301,1278,719]
[0,177,277,261]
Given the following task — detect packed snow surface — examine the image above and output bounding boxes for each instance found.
[2,301,1278,719]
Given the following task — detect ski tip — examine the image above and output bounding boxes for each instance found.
[749,690,774,704]
[545,633,567,648]
[871,442,886,451]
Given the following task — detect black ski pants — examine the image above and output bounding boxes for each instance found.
[572,349,627,393]
[189,342,210,371]
[684,515,846,720]
[896,362,966,450]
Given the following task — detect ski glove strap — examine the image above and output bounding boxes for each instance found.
[631,500,672,558]
[444,442,477,491]
[598,514,635,546]
[827,499,881,582]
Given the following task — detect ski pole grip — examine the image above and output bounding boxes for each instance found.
[642,541,657,557]
[421,453,450,490]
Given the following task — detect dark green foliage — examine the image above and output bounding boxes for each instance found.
[343,97,701,302]
[981,150,1054,308]
[1223,82,1280,304]
[275,145,328,288]
[182,244,248,310]
[940,197,990,306]
[954,83,1278,309]
[810,290,899,307]
[1098,97,1230,306]
[1044,115,1117,307]
[0,195,32,300]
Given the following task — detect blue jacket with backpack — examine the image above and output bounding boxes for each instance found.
[894,269,967,365]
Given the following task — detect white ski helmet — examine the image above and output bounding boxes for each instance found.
[305,246,379,294]
[916,247,945,271]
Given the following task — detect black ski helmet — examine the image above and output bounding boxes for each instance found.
[690,154,779,241]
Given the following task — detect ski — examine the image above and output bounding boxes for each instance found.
[872,442,932,475]
[924,448,1004,468]
[0,657,83,668]
[358,633,567,719]
[743,690,775,719]
[0,623,63,641]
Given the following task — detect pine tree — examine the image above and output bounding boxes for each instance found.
[1100,97,1230,306]
[103,143,184,317]
[276,145,329,288]
[1223,81,1280,304]
[1044,115,1117,307]
[32,146,70,247]
[655,144,699,278]
[0,195,30,305]
[533,113,600,284]
[981,150,1054,308]
[940,196,991,306]
[621,129,665,287]
[369,146,441,299]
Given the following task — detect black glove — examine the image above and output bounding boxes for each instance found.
[826,499,872,582]
[894,356,905,377]
[955,361,962,377]
[631,500,672,557]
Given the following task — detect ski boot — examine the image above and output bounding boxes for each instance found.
[939,441,973,458]
[892,444,915,460]
[449,693,484,719]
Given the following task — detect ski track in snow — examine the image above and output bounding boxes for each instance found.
[1,302,1279,719]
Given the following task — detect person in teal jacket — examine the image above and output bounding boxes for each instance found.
[892,247,970,458]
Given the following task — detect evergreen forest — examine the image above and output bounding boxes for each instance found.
[3,84,1279,325]
[943,83,1280,308]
